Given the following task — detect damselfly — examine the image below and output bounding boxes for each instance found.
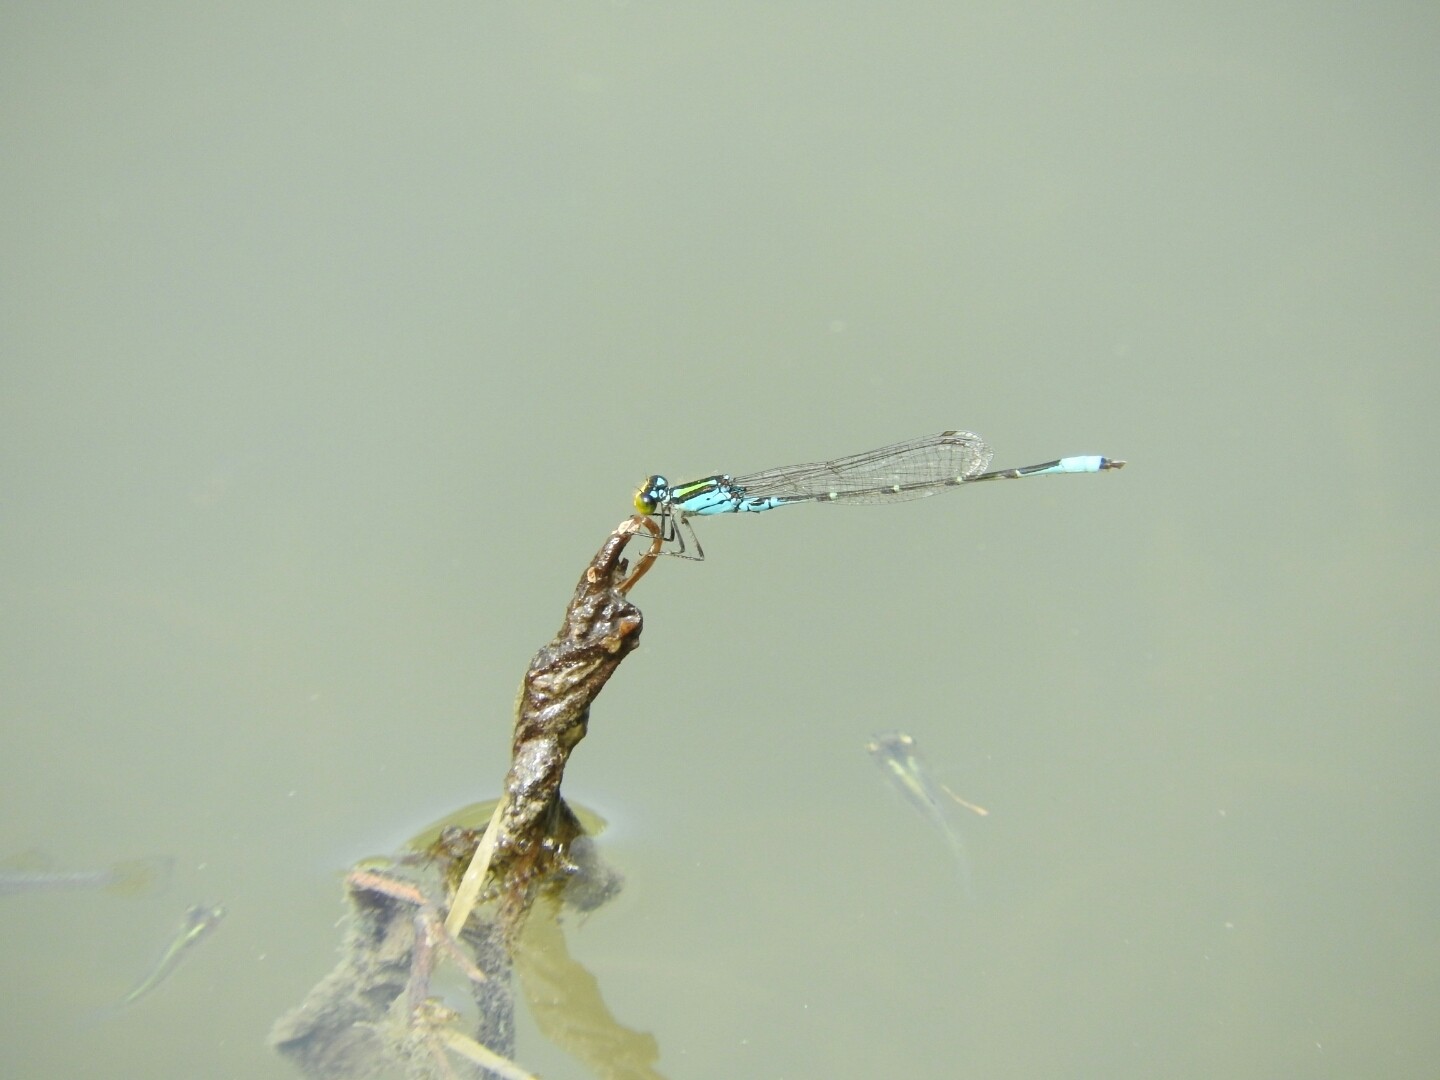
[633,429,1124,558]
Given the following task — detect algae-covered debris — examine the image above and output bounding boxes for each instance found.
[270,863,517,1080]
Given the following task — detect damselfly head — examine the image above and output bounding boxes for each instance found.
[634,475,669,514]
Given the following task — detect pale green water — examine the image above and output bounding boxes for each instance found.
[3,5,1437,1078]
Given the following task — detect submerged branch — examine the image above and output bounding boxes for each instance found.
[272,516,661,1080]
[447,515,657,941]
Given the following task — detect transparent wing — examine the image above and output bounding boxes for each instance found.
[732,430,994,504]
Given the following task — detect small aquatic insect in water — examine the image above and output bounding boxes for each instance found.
[867,732,987,895]
[111,903,226,1010]
[0,855,172,896]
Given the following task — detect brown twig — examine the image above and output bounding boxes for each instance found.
[449,516,653,941]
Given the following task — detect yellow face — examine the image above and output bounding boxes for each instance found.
[633,475,668,515]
